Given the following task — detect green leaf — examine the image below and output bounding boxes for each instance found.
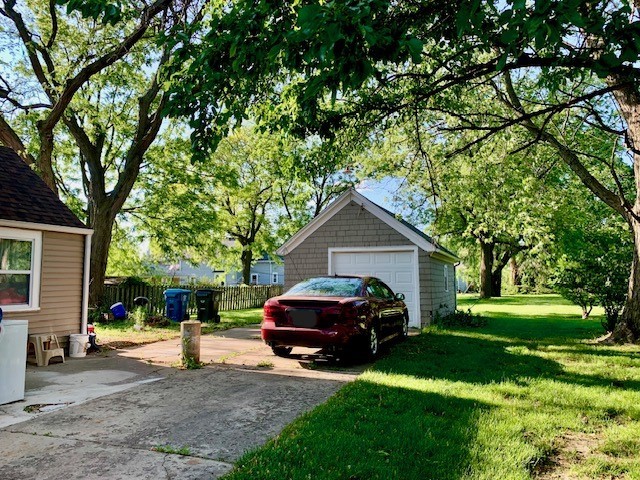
[406,37,424,63]
[298,5,322,26]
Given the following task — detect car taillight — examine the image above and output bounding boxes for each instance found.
[263,299,285,321]
[341,303,360,324]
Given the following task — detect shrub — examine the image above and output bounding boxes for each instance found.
[88,305,112,324]
[146,315,171,327]
[130,306,148,331]
[434,309,487,328]
[120,276,150,286]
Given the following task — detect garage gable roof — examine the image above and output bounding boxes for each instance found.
[277,189,459,261]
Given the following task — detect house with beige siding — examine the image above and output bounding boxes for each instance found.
[277,189,459,327]
[0,147,92,344]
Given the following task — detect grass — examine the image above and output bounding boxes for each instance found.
[94,308,263,348]
[152,445,192,456]
[223,294,640,480]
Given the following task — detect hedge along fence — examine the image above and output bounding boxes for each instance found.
[102,284,284,317]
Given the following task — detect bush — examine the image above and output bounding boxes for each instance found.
[130,306,148,330]
[88,305,112,324]
[434,309,487,328]
[551,218,631,331]
[147,315,171,327]
[120,276,150,286]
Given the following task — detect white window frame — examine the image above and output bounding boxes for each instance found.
[0,227,42,312]
[271,273,279,284]
[250,273,259,285]
[444,264,449,292]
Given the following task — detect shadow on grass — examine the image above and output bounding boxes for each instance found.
[473,315,602,342]
[223,304,640,480]
[378,327,640,392]
[458,294,574,307]
[227,381,487,480]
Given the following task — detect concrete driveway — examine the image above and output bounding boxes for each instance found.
[0,326,363,479]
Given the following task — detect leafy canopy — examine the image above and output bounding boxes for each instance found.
[164,0,640,157]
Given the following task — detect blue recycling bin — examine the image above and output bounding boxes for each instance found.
[163,289,192,322]
[110,302,127,320]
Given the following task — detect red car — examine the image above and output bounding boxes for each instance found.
[261,275,409,360]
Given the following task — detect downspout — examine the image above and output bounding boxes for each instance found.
[454,261,461,311]
[428,252,435,325]
[81,233,92,334]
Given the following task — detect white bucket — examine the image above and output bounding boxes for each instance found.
[69,334,90,358]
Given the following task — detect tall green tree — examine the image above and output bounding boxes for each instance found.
[362,125,554,298]
[166,0,640,341]
[551,171,632,326]
[136,127,351,284]
[0,0,203,304]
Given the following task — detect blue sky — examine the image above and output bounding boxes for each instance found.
[356,177,428,231]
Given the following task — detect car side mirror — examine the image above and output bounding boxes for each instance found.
[395,293,405,301]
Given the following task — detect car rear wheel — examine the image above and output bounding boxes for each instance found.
[271,346,293,357]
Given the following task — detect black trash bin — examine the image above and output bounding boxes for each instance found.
[195,289,221,323]
[134,296,149,307]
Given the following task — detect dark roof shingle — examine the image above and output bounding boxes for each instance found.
[0,146,88,230]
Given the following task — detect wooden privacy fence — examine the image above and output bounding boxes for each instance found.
[102,284,284,316]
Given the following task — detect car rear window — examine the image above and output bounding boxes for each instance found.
[286,277,363,297]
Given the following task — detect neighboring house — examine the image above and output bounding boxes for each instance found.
[277,189,459,328]
[224,254,284,286]
[0,147,92,343]
[155,255,284,286]
[157,260,225,284]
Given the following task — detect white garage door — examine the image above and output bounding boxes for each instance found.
[329,248,420,327]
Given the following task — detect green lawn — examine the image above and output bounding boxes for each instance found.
[94,308,263,348]
[223,294,640,480]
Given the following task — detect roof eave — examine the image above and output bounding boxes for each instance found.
[277,189,460,263]
[0,219,93,235]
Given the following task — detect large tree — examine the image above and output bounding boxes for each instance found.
[359,117,556,298]
[0,0,202,304]
[166,0,640,341]
[135,126,356,283]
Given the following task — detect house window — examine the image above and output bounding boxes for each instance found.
[251,273,258,285]
[444,265,449,292]
[272,273,278,284]
[0,227,42,311]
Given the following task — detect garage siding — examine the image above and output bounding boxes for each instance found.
[284,201,413,286]
[418,250,433,326]
[282,192,458,329]
[4,230,84,342]
[420,253,456,325]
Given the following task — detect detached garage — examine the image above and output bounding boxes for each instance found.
[277,189,459,327]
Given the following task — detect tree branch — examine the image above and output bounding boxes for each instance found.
[501,71,632,220]
[0,114,35,164]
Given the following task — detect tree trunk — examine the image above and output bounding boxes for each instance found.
[610,81,640,342]
[36,125,58,194]
[241,248,253,284]
[479,240,494,298]
[614,221,640,341]
[88,204,116,306]
[510,257,522,287]
[491,269,503,298]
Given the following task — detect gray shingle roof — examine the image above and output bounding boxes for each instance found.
[0,146,88,230]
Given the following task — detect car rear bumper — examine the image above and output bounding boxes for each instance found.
[261,321,365,349]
